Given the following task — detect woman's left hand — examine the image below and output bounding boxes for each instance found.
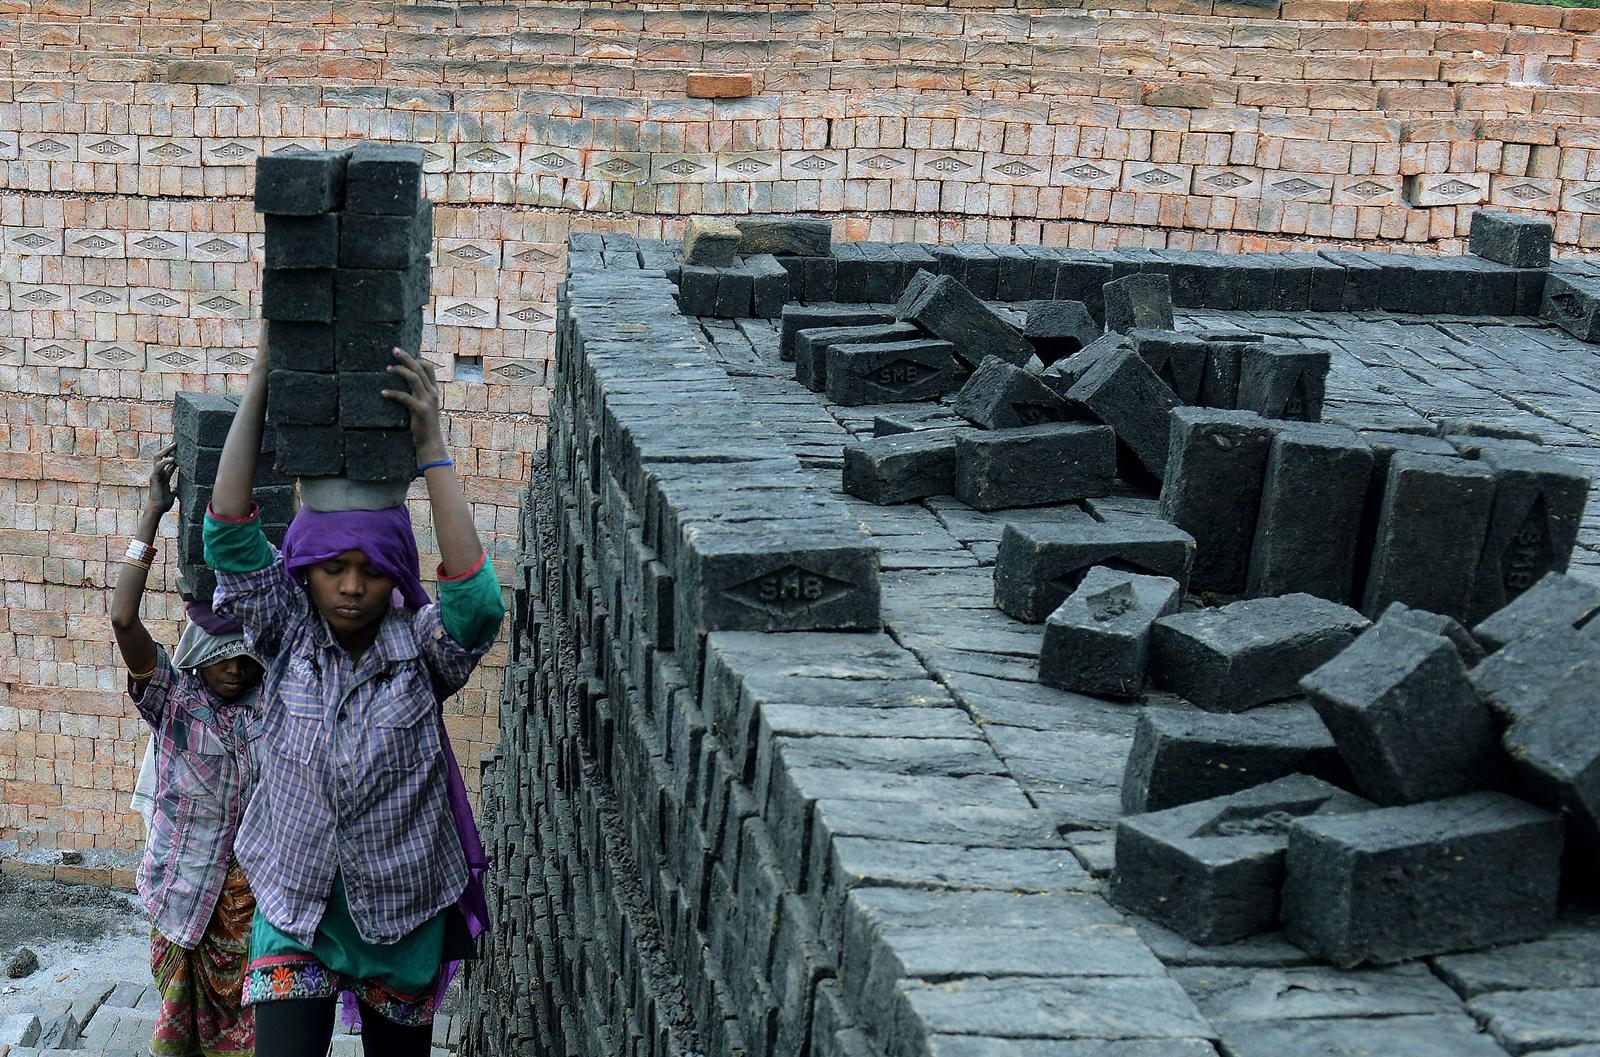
[383,348,448,463]
[147,442,178,515]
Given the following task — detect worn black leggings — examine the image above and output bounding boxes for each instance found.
[254,996,432,1057]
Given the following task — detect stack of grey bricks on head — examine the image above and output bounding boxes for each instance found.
[172,392,292,603]
[256,143,432,482]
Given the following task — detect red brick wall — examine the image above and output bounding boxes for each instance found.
[2,0,1597,854]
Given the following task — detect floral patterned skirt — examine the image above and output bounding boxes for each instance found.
[149,862,256,1057]
[241,956,440,1027]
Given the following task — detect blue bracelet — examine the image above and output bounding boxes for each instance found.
[417,458,454,474]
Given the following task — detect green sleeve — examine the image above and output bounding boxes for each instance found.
[437,556,505,650]
[203,508,276,573]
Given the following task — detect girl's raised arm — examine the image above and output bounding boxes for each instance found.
[110,443,178,686]
[212,332,269,520]
[385,348,485,578]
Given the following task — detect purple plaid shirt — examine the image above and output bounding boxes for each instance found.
[131,647,262,948]
[214,549,493,947]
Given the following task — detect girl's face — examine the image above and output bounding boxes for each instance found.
[305,548,395,636]
[200,654,263,701]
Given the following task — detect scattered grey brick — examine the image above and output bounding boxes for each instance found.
[1111,774,1371,945]
[1283,792,1563,967]
[1301,620,1502,804]
[1120,702,1348,814]
[1470,208,1553,269]
[953,423,1117,512]
[1150,594,1369,713]
[1038,567,1180,698]
[1102,273,1174,334]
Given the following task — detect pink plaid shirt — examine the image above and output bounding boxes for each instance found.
[214,549,493,947]
[131,647,262,948]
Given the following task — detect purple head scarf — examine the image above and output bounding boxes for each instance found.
[280,506,431,611]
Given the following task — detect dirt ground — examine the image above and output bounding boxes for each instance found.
[0,873,149,1013]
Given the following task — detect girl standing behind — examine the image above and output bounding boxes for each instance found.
[205,343,502,1057]
[111,442,265,1057]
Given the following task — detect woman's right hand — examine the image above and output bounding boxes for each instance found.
[147,442,178,516]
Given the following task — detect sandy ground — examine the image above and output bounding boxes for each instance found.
[0,873,150,1015]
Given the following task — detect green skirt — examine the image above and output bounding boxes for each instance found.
[243,874,472,1025]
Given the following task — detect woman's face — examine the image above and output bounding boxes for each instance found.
[200,654,263,701]
[304,548,396,636]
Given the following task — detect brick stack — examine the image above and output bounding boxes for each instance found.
[257,143,433,484]
[171,391,292,604]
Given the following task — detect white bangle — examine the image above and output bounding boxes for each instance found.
[124,540,157,564]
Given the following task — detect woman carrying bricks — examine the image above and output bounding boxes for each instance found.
[111,442,267,1057]
[205,340,502,1057]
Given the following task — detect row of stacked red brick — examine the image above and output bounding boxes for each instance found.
[256,143,433,483]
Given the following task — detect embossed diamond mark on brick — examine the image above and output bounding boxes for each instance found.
[1137,169,1180,187]
[34,344,72,362]
[863,155,901,171]
[449,244,492,263]
[210,142,251,160]
[721,564,854,617]
[513,246,554,263]
[1576,187,1600,208]
[194,238,238,255]
[728,157,769,175]
[216,350,251,367]
[84,139,128,157]
[19,289,62,306]
[28,138,69,156]
[156,349,197,368]
[661,158,705,177]
[135,235,178,253]
[529,152,570,169]
[444,302,490,322]
[508,306,549,324]
[1207,172,1251,190]
[1346,181,1389,199]
[1274,178,1324,195]
[140,292,180,309]
[599,157,639,177]
[12,233,53,249]
[422,145,448,164]
[148,142,191,160]
[465,146,510,164]
[1434,180,1475,197]
[1505,183,1549,202]
[491,362,535,382]
[1063,162,1110,181]
[995,160,1041,178]
[96,345,135,363]
[74,234,116,252]
[792,155,835,172]
[927,156,970,174]
[199,295,240,311]
[79,290,118,306]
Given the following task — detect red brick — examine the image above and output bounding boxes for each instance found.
[1494,1,1564,27]
[1564,8,1600,32]
[1427,0,1496,22]
[1352,0,1426,19]
[1281,0,1356,17]
[1141,83,1213,111]
[686,72,753,99]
